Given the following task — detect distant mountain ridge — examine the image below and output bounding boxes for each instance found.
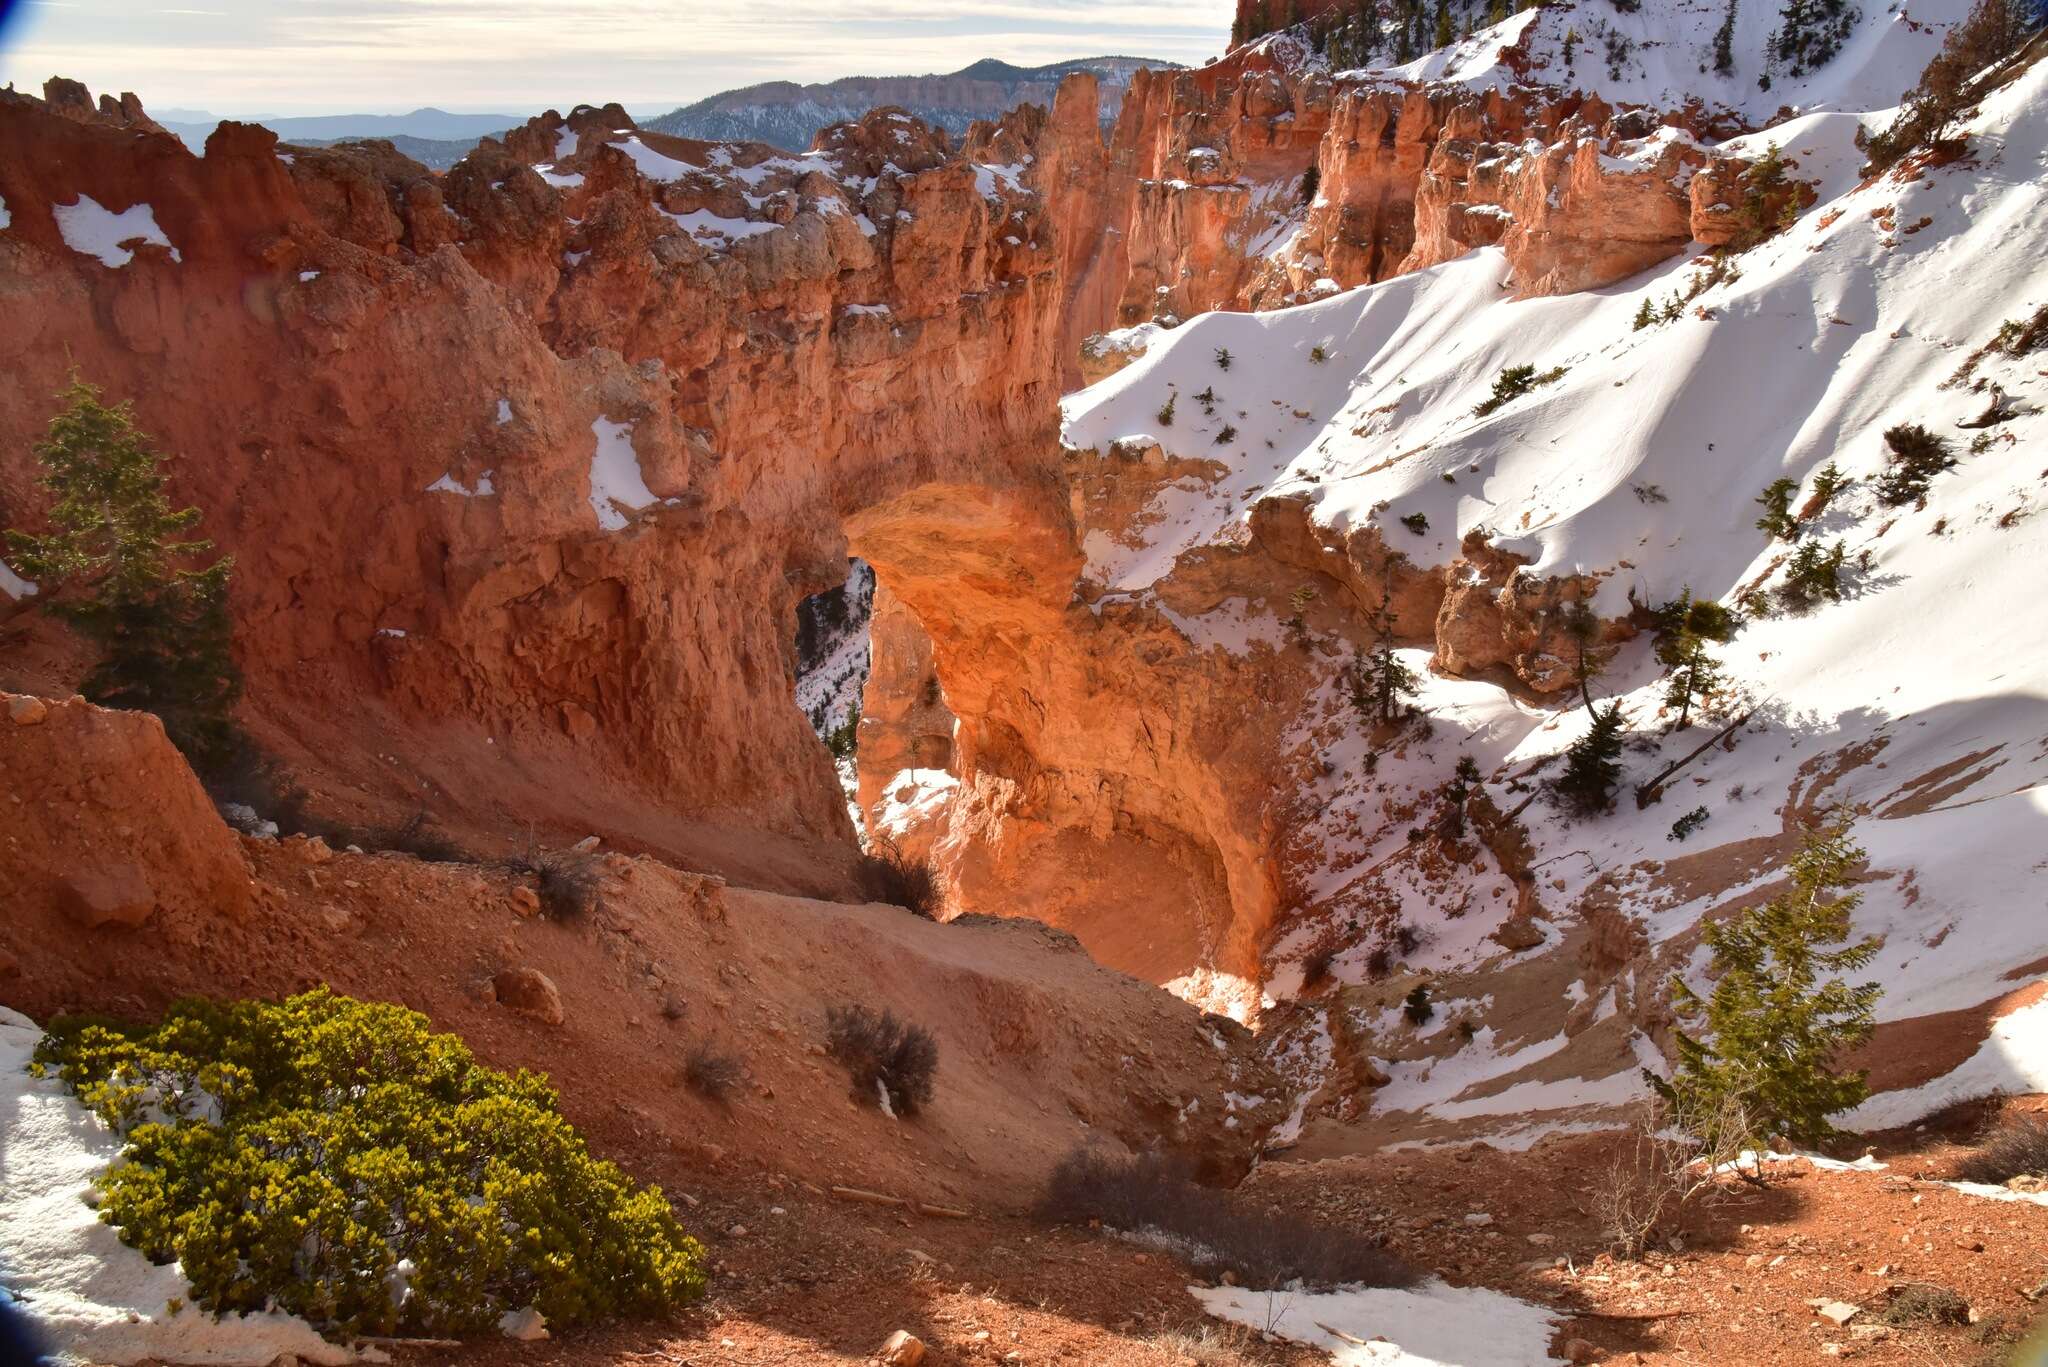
[159,105,523,153]
[156,56,1179,168]
[644,55,1179,150]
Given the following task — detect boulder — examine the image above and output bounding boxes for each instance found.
[493,967,564,1025]
[57,864,158,929]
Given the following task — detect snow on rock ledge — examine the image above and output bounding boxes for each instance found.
[0,1008,355,1365]
[1194,1277,1563,1366]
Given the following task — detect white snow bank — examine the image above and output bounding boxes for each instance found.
[53,196,179,267]
[494,398,513,426]
[1843,990,2048,1131]
[534,165,584,189]
[659,207,778,247]
[0,557,37,599]
[1194,1278,1562,1366]
[588,417,657,531]
[0,1008,355,1366]
[613,135,692,182]
[1,191,13,231]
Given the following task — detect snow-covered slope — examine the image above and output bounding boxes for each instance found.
[1359,0,1976,123]
[1062,49,2048,1139]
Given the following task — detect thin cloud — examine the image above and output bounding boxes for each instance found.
[0,0,1224,115]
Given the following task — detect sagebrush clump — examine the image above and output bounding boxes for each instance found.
[1875,423,1958,506]
[1954,1112,2048,1185]
[1039,1149,1412,1291]
[854,837,943,918]
[825,1004,938,1115]
[32,990,705,1338]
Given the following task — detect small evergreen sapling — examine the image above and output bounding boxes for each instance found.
[1655,590,1740,730]
[1777,538,1849,611]
[1156,392,1177,427]
[1557,701,1626,815]
[1633,298,1656,331]
[1807,460,1847,510]
[1668,806,1711,842]
[1874,423,1957,506]
[5,375,241,769]
[1214,347,1235,371]
[1754,477,1800,540]
[1659,817,1882,1147]
[1350,608,1420,725]
[1404,984,1434,1025]
[1284,584,1317,647]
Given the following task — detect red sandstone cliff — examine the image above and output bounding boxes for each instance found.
[0,46,1750,1007]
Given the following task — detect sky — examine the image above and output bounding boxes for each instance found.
[0,0,1231,118]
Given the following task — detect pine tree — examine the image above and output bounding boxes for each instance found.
[5,375,240,768]
[1348,606,1419,725]
[1662,817,1882,1146]
[1655,590,1739,730]
[1435,0,1455,47]
[1633,298,1656,330]
[1714,0,1740,74]
[1754,476,1800,539]
[1556,700,1626,815]
[1563,600,1609,715]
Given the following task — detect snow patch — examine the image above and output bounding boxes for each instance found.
[53,196,179,267]
[1844,990,2048,1132]
[588,418,657,531]
[0,557,37,599]
[0,1008,355,1365]
[425,470,494,497]
[1194,1277,1563,1367]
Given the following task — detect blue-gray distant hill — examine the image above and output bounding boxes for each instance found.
[160,107,524,164]
[643,56,1179,151]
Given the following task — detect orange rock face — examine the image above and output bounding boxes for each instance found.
[0,691,254,928]
[0,60,1715,1011]
[0,84,1066,879]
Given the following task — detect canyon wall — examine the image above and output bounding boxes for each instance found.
[0,83,1071,891]
[1,44,1729,1008]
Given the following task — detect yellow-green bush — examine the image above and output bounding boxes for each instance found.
[33,989,705,1338]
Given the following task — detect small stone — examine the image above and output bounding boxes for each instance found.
[510,886,540,916]
[1133,1252,1150,1264]
[1464,1213,1494,1226]
[879,1329,926,1365]
[1954,1237,1984,1253]
[497,1307,548,1341]
[1815,1301,1861,1327]
[973,1330,992,1343]
[728,1224,748,1237]
[571,834,602,853]
[8,695,48,726]
[1563,1339,1600,1364]
[1526,1232,1556,1247]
